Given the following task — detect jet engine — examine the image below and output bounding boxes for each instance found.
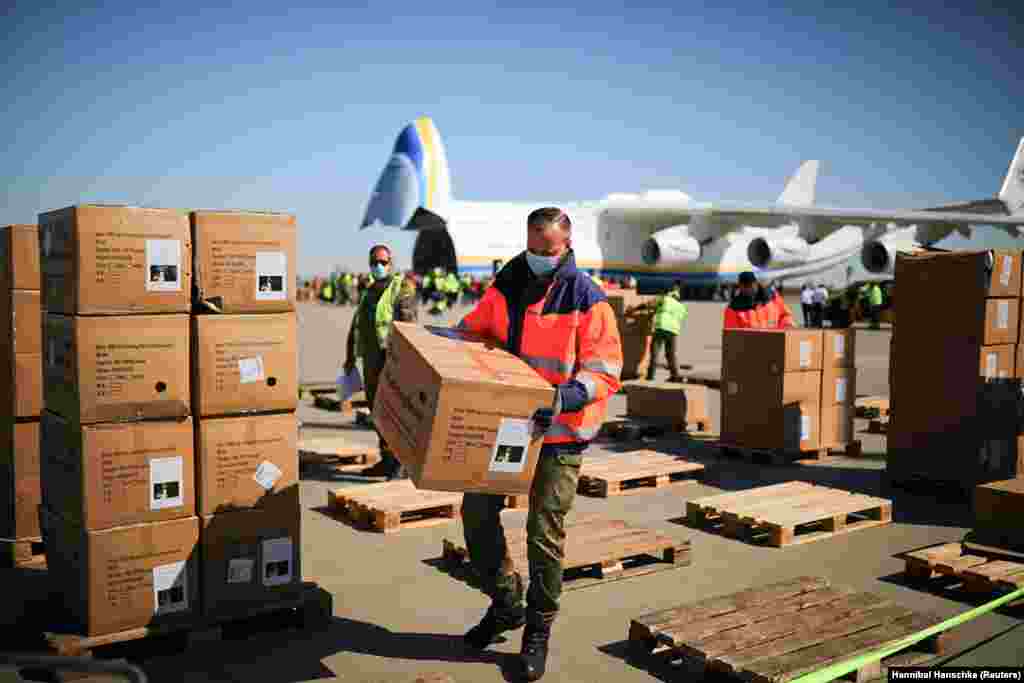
[861,235,923,275]
[641,226,701,267]
[746,236,810,268]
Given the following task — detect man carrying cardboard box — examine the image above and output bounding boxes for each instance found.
[456,207,623,680]
[344,244,419,480]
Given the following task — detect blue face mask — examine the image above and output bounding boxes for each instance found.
[370,264,389,280]
[525,250,560,276]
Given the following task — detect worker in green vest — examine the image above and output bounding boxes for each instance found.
[444,271,461,307]
[646,280,687,382]
[344,244,419,479]
[867,281,884,329]
[320,278,334,303]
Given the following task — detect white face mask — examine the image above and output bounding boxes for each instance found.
[525,250,560,276]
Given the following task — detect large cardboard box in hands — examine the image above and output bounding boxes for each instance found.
[373,323,555,495]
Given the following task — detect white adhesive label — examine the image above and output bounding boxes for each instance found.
[489,418,532,474]
[834,334,844,357]
[997,301,1009,330]
[835,377,847,403]
[262,537,293,587]
[153,561,188,615]
[727,381,739,395]
[799,341,811,368]
[1001,255,1012,287]
[255,251,288,300]
[239,356,265,384]
[253,461,283,491]
[145,239,182,292]
[150,456,184,510]
[986,353,998,379]
[800,415,811,442]
[227,558,255,584]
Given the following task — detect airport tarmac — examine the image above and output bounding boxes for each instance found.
[3,295,1021,682]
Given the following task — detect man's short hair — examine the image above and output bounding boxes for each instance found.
[527,207,571,232]
[368,244,391,261]
[738,271,756,285]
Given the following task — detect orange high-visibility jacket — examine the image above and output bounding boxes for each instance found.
[458,251,623,445]
[769,291,794,328]
[724,293,761,329]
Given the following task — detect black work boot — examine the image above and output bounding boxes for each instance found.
[520,611,554,681]
[464,603,526,649]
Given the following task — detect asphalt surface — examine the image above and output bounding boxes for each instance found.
[2,294,1021,682]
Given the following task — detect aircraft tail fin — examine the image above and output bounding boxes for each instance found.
[361,117,453,230]
[999,137,1024,215]
[777,160,819,207]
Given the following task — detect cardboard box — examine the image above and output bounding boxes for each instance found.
[196,413,298,516]
[44,314,190,425]
[41,509,200,636]
[986,298,1019,346]
[982,345,1015,380]
[191,313,298,417]
[821,366,855,407]
[373,323,555,495]
[820,403,855,449]
[0,224,41,291]
[988,250,1022,297]
[821,329,855,368]
[0,420,41,540]
[973,477,1024,549]
[0,289,43,419]
[199,487,301,618]
[625,381,708,426]
[38,205,191,315]
[7,353,42,418]
[722,328,823,376]
[606,291,653,319]
[191,211,297,313]
[720,370,821,451]
[40,412,195,531]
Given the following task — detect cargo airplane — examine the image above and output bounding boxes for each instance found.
[360,117,1024,298]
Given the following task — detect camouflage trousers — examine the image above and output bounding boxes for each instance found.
[461,445,582,616]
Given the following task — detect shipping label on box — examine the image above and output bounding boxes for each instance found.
[38,205,191,315]
[196,413,298,516]
[191,211,297,313]
[191,313,298,417]
[41,412,195,530]
[44,314,190,425]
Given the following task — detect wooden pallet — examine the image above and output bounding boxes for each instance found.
[686,482,892,547]
[902,542,1024,600]
[577,451,705,497]
[600,418,709,442]
[718,440,863,465]
[326,480,463,533]
[440,517,692,592]
[628,576,946,682]
[43,582,332,658]
[855,396,890,419]
[298,437,381,473]
[1,536,46,568]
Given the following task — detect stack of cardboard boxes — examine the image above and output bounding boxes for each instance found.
[888,250,1024,491]
[721,328,855,453]
[0,225,43,566]
[39,205,199,636]
[189,210,302,620]
[606,291,654,380]
[37,205,301,637]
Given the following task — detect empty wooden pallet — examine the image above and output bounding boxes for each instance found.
[855,396,890,419]
[327,481,462,533]
[299,437,381,472]
[717,440,863,465]
[577,451,705,497]
[628,576,947,683]
[600,418,709,442]
[1,537,46,569]
[440,517,691,591]
[902,542,1024,600]
[686,482,892,547]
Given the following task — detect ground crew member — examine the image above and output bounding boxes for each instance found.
[812,282,829,327]
[444,270,461,307]
[867,281,883,329]
[320,277,334,303]
[724,271,762,328]
[646,280,687,382]
[457,207,622,680]
[343,245,419,480]
[800,284,814,327]
[760,280,794,329]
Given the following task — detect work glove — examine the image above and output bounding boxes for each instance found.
[531,389,564,436]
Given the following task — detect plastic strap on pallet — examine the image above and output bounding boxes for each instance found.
[789,586,1024,683]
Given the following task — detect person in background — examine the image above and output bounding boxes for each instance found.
[647,280,687,382]
[724,271,762,328]
[343,245,419,480]
[761,280,794,329]
[812,283,829,328]
[800,284,814,327]
[457,207,622,681]
[867,281,883,329]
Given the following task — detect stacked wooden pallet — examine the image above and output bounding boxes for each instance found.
[902,542,1024,598]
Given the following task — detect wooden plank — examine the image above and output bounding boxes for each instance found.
[934,554,992,575]
[904,543,963,565]
[960,560,1024,581]
[1,537,46,568]
[742,612,942,683]
[689,482,816,509]
[726,489,855,522]
[632,577,830,636]
[767,495,891,526]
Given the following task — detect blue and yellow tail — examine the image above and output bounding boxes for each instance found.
[361,117,452,229]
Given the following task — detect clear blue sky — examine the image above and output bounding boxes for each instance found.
[2,1,1021,276]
